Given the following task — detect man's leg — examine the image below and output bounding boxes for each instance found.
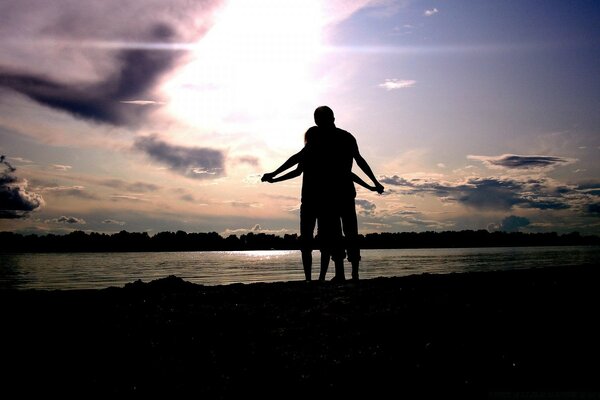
[319,250,329,281]
[341,199,361,280]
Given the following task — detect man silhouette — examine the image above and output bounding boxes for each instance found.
[263,126,380,281]
[263,106,384,281]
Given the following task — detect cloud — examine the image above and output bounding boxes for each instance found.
[99,179,160,193]
[576,181,600,196]
[0,45,181,126]
[221,224,293,237]
[489,215,531,232]
[236,156,260,167]
[38,185,98,200]
[10,157,34,164]
[355,198,377,216]
[51,164,72,171]
[424,8,439,16]
[226,201,262,208]
[134,134,225,179]
[380,174,575,211]
[1,155,44,218]
[378,79,416,90]
[110,195,148,202]
[102,219,126,225]
[180,194,196,202]
[0,0,223,126]
[588,204,600,214]
[120,100,165,106]
[47,215,86,224]
[468,154,576,170]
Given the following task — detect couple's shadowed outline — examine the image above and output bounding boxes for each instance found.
[262,106,384,282]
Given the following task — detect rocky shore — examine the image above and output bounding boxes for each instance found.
[2,264,600,399]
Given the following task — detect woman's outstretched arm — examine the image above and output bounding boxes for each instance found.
[270,166,303,183]
[351,172,378,192]
[354,153,384,194]
[261,149,303,182]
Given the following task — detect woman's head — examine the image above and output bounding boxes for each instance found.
[304,126,320,144]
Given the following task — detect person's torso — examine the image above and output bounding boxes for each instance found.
[301,127,357,204]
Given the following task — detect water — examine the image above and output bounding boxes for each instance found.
[1,246,598,290]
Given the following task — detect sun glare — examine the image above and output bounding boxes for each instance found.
[165,0,325,149]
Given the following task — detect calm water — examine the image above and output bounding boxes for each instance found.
[1,246,599,290]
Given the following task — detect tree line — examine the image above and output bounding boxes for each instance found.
[0,229,598,253]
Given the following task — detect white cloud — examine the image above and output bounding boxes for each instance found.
[52,164,72,171]
[378,79,416,90]
[424,8,439,16]
[120,100,165,106]
[221,224,293,236]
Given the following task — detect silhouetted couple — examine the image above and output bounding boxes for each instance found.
[262,106,384,282]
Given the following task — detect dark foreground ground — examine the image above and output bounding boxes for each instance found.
[2,265,600,399]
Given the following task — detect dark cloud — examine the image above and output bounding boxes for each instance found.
[236,156,260,167]
[38,185,98,200]
[453,178,525,210]
[102,219,126,225]
[355,199,376,216]
[134,135,225,179]
[0,43,182,125]
[520,200,570,210]
[576,181,600,197]
[1,155,44,218]
[468,154,576,169]
[380,175,573,211]
[0,0,224,126]
[588,204,600,214]
[497,215,530,232]
[380,175,412,186]
[48,216,86,224]
[179,194,194,202]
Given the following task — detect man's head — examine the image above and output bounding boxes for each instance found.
[314,106,335,128]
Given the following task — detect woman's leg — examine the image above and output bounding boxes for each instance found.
[300,203,317,281]
[318,207,346,281]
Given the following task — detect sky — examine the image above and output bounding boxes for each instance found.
[1,0,599,237]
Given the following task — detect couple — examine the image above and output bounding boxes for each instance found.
[262,106,384,282]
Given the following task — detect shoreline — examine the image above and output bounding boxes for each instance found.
[2,264,600,398]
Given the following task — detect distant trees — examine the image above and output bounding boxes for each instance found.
[0,229,598,253]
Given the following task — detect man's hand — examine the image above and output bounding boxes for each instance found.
[261,173,275,183]
[375,182,385,194]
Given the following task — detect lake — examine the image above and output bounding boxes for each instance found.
[1,246,599,290]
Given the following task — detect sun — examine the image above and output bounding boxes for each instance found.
[164,0,326,150]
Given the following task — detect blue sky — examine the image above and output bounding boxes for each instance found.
[1,0,599,236]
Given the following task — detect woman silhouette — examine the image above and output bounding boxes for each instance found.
[262,126,379,281]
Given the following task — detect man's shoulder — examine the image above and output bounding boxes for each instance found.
[335,127,353,136]
[335,127,356,141]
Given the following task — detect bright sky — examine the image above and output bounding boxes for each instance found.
[1,0,599,236]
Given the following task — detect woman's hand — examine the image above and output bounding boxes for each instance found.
[261,173,275,183]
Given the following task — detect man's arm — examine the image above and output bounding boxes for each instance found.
[354,152,384,194]
[261,149,302,182]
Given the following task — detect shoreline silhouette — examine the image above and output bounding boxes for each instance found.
[1,229,598,253]
[2,264,599,397]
